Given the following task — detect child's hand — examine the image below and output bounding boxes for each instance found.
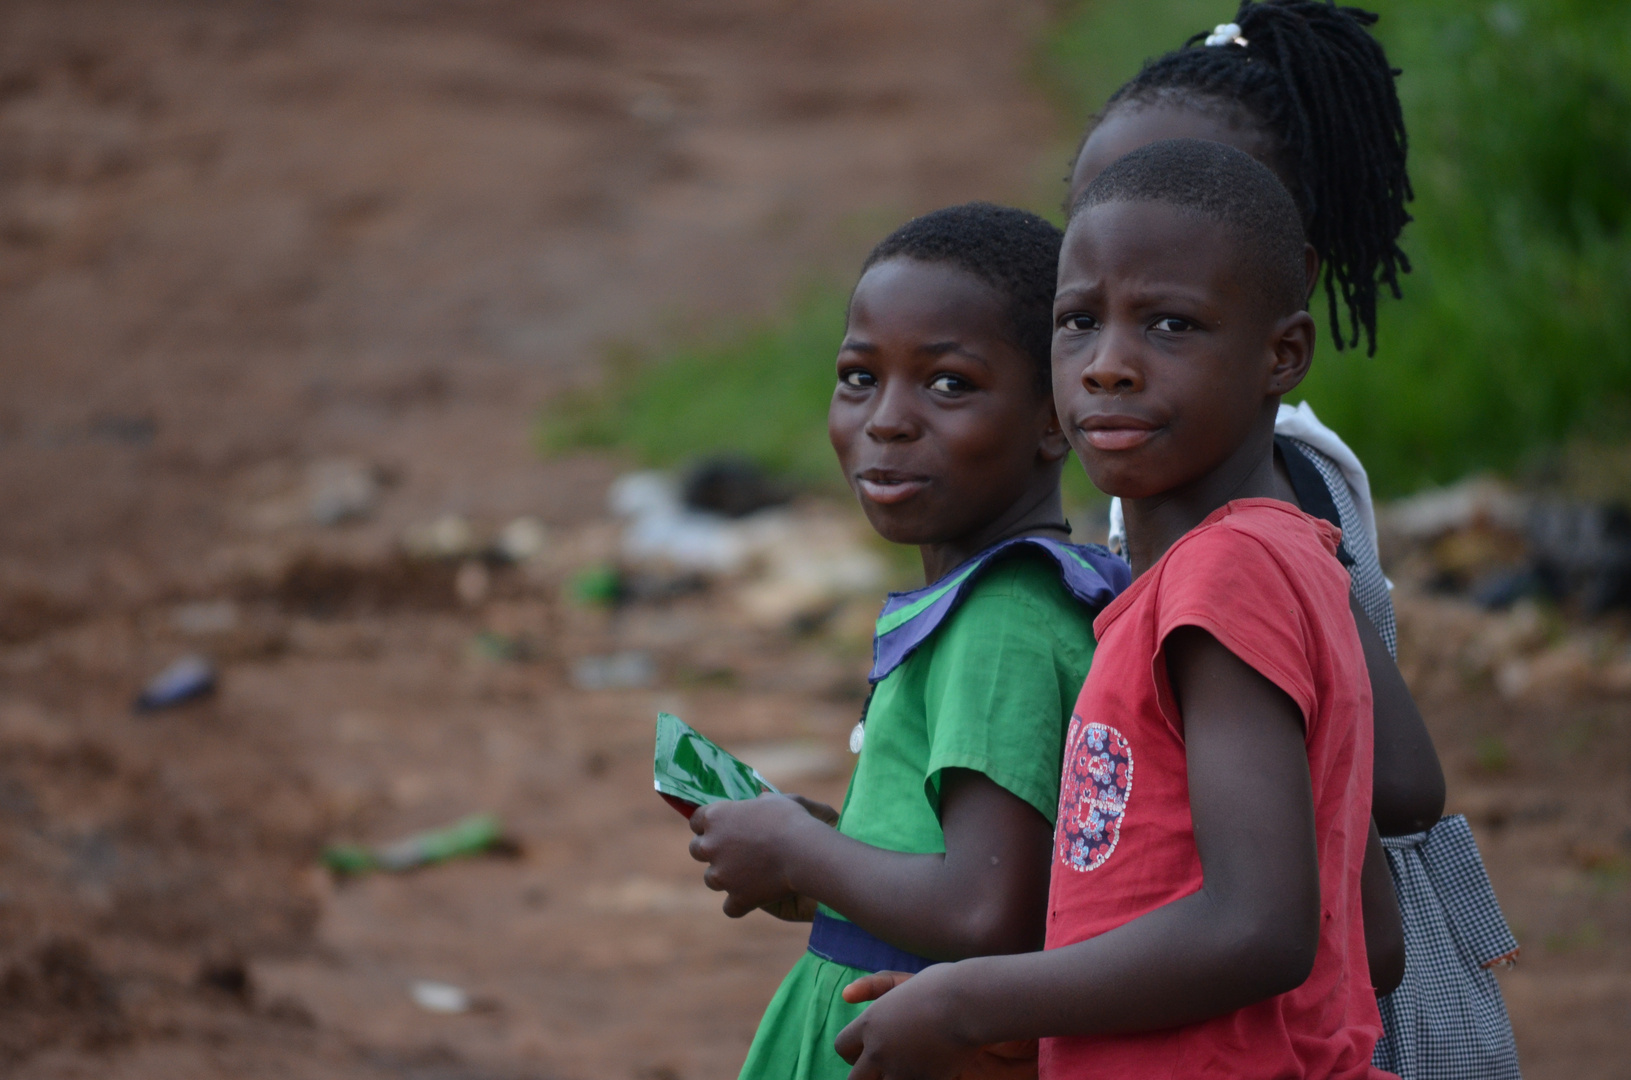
[789,793,840,826]
[688,793,826,918]
[758,893,819,922]
[841,972,1038,1080]
[842,970,916,1003]
[834,962,982,1079]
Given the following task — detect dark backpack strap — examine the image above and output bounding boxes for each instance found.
[1275,435,1355,569]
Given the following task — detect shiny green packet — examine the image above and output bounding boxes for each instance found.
[654,711,778,819]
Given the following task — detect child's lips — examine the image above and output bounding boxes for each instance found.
[857,473,929,504]
[1080,415,1160,451]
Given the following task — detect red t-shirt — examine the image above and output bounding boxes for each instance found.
[1040,499,1389,1080]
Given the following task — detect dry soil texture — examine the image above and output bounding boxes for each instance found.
[0,2,1625,1079]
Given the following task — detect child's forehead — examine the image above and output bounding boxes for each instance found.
[850,258,1007,329]
[1063,200,1238,270]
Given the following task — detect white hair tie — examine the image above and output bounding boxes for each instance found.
[1204,22,1248,47]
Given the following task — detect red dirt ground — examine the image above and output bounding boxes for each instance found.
[0,2,1624,1078]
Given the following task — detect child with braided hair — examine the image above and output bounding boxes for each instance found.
[1066,4,1520,1078]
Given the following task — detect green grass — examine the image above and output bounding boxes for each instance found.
[543,0,1631,500]
[537,285,851,492]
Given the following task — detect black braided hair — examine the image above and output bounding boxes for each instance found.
[1096,0,1411,354]
[861,202,1064,392]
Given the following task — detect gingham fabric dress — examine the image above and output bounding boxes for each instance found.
[1285,439,1522,1080]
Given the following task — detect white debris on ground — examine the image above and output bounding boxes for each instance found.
[1379,475,1529,544]
[409,980,471,1015]
[492,516,549,564]
[401,514,479,560]
[571,650,657,691]
[608,470,887,629]
[1375,475,1631,702]
[306,458,383,526]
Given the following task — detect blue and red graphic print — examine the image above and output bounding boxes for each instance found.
[1056,716,1132,872]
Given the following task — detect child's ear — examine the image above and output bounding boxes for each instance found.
[1266,311,1316,398]
[1038,395,1071,464]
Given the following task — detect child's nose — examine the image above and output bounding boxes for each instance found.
[864,381,920,441]
[1081,325,1144,395]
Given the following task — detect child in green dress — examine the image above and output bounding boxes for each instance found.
[686,203,1128,1080]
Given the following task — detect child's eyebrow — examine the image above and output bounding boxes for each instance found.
[838,338,876,353]
[918,341,989,365]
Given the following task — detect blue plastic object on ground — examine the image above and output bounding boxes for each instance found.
[135,654,217,711]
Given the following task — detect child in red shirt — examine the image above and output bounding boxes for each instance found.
[834,138,1395,1079]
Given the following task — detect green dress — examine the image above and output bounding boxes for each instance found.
[737,553,1099,1080]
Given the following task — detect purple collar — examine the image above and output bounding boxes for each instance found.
[869,536,1129,684]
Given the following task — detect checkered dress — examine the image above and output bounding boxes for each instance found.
[1375,818,1522,1080]
[1286,442,1521,1080]
[1281,437,1398,657]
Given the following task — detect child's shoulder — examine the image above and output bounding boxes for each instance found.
[961,545,1103,619]
[1171,497,1343,568]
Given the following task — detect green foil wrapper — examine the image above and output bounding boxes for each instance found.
[653,712,778,818]
[321,813,505,876]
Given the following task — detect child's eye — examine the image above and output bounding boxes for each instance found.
[1059,313,1098,332]
[1152,316,1195,333]
[839,369,877,389]
[928,373,972,394]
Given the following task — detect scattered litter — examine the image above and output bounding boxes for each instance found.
[607,470,884,624]
[1380,477,1528,543]
[572,651,656,691]
[307,458,382,526]
[736,546,885,628]
[681,456,792,519]
[491,516,548,563]
[468,630,529,664]
[735,741,842,786]
[401,514,478,560]
[410,980,470,1014]
[454,561,490,606]
[321,813,510,876]
[570,565,624,607]
[1527,500,1631,614]
[170,600,239,636]
[135,654,217,711]
[611,471,752,574]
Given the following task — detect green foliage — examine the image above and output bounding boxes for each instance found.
[537,286,850,490]
[1043,0,1631,495]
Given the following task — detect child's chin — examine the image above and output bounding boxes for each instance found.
[859,504,936,548]
[1079,464,1141,500]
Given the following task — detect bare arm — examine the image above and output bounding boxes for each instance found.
[1351,592,1445,836]
[688,767,1053,960]
[835,626,1323,1077]
[1362,819,1405,995]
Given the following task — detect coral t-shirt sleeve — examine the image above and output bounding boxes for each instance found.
[1154,524,1318,729]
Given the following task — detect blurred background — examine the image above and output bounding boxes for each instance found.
[0,1,1626,1078]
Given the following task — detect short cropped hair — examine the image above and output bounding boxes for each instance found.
[1072,138,1307,317]
[862,203,1063,392]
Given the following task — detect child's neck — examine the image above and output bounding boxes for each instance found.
[1122,424,1279,578]
[917,484,1069,585]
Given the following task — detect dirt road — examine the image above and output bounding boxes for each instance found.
[0,2,1624,1078]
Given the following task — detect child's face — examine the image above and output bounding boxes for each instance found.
[1052,200,1309,501]
[830,258,1063,547]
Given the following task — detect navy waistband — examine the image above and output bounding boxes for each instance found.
[807,912,937,974]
